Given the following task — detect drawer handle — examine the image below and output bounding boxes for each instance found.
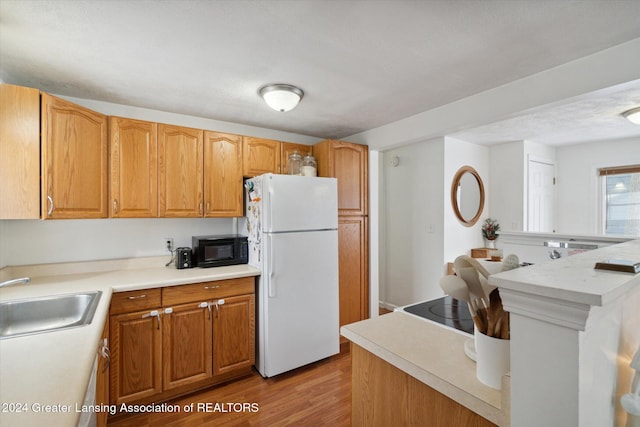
[204,285,220,290]
[127,294,147,300]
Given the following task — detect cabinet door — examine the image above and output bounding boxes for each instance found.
[281,142,311,175]
[163,302,213,390]
[41,94,108,218]
[0,84,40,219]
[314,140,368,216]
[110,117,158,217]
[332,142,368,216]
[213,294,255,376]
[109,310,162,405]
[338,216,369,334]
[203,131,243,217]
[158,124,203,217]
[243,136,280,176]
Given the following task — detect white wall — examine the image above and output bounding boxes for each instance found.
[0,218,233,267]
[380,137,445,307]
[489,142,525,232]
[379,136,490,308]
[555,137,640,235]
[443,138,491,265]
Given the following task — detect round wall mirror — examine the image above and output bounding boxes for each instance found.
[451,166,485,227]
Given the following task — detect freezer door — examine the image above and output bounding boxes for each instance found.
[264,174,338,232]
[259,230,339,377]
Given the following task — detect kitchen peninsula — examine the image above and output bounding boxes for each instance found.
[342,239,640,427]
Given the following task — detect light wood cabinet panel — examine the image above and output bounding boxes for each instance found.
[213,294,256,376]
[109,309,162,405]
[338,216,369,334]
[163,302,213,390]
[158,124,203,217]
[162,277,255,306]
[243,136,281,176]
[281,141,311,175]
[203,131,243,217]
[351,344,497,426]
[0,84,40,219]
[109,117,158,217]
[313,139,368,216]
[41,93,108,218]
[110,289,162,315]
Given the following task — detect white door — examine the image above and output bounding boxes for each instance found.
[261,230,339,377]
[264,174,338,232]
[528,160,555,232]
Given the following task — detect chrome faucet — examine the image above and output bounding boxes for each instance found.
[0,277,31,288]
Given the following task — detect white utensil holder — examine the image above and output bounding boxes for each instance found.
[476,330,510,389]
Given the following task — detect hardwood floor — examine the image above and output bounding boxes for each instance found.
[107,349,351,427]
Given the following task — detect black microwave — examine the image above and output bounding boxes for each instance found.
[192,235,248,268]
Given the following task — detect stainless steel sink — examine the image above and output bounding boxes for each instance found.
[0,291,102,339]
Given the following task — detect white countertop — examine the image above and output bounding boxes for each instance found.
[489,239,640,306]
[0,258,260,427]
[341,312,504,426]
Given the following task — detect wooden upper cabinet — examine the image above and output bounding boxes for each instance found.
[203,131,243,217]
[158,124,203,217]
[243,136,281,177]
[281,142,311,175]
[41,94,108,219]
[314,140,368,216]
[0,84,40,219]
[109,117,158,218]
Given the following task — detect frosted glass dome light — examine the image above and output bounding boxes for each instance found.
[260,84,304,112]
[622,107,640,125]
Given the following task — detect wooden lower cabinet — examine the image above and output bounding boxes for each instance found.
[108,279,255,413]
[110,309,163,405]
[351,344,497,427]
[338,216,369,340]
[213,294,255,376]
[163,302,213,390]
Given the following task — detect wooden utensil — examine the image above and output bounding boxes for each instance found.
[439,275,485,333]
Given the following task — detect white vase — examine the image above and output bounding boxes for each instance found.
[475,330,510,389]
[484,238,496,249]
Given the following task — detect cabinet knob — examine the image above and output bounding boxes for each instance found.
[113,199,118,215]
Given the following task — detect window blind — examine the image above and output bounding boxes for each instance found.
[598,164,640,176]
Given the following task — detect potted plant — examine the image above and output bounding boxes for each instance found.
[482,218,500,248]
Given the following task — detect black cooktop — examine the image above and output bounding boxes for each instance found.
[402,296,474,335]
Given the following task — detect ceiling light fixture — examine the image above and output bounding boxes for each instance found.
[622,107,640,125]
[259,84,304,112]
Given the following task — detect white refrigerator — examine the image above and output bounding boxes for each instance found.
[244,173,339,378]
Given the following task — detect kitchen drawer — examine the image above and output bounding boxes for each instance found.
[162,277,255,306]
[110,288,162,315]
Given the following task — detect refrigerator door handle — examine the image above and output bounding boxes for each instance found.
[268,234,276,298]
[267,188,274,232]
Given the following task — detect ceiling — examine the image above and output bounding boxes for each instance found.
[1,0,640,145]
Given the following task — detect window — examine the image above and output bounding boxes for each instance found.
[600,165,640,236]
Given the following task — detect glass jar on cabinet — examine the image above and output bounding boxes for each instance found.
[288,151,302,175]
[302,153,317,177]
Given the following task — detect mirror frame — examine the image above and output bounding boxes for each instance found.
[451,165,485,227]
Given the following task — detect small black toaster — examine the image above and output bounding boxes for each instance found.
[175,247,193,269]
